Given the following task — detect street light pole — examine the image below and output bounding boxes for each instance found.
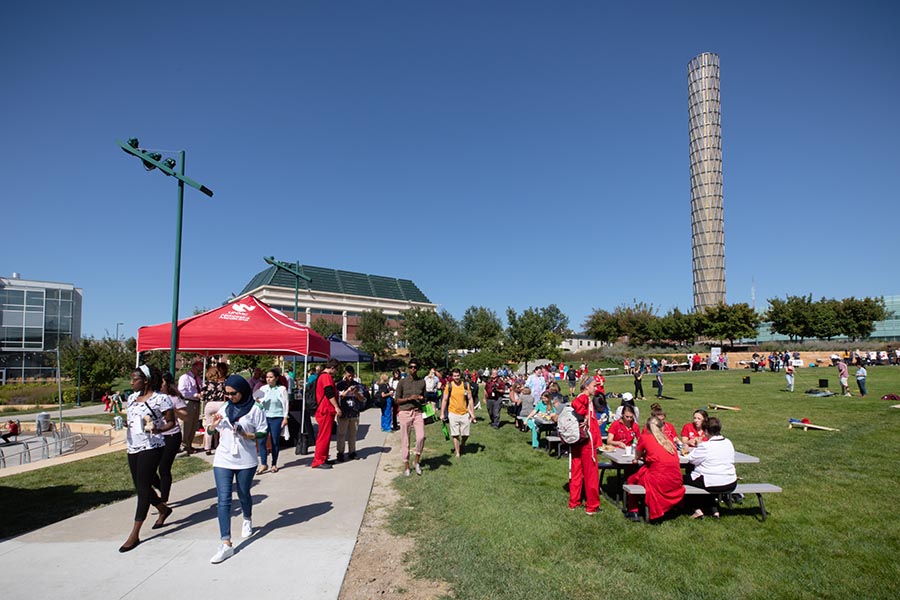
[115,322,123,341]
[117,139,213,376]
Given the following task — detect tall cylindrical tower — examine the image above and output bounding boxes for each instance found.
[688,52,725,311]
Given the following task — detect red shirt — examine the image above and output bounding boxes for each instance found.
[681,422,709,443]
[632,432,685,520]
[315,372,337,416]
[593,374,606,394]
[607,419,640,445]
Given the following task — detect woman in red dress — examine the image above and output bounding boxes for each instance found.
[568,377,602,515]
[681,409,709,448]
[624,417,685,522]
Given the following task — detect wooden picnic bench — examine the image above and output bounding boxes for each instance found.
[622,483,782,522]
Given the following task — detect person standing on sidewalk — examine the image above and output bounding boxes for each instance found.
[119,365,175,553]
[253,368,289,473]
[209,374,267,564]
[153,372,185,504]
[395,359,427,476]
[335,364,362,461]
[311,359,342,469]
[177,359,204,454]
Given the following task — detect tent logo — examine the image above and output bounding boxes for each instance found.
[220,302,256,322]
[232,303,256,313]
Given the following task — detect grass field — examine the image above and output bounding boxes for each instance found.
[389,366,900,600]
[0,453,210,539]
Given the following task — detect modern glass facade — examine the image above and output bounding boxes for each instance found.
[0,276,82,380]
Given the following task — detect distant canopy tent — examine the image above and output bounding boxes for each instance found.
[136,296,331,359]
[290,334,374,384]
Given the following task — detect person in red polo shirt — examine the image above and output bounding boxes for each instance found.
[311,358,342,469]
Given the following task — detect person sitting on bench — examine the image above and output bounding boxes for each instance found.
[1,419,19,443]
[684,416,737,519]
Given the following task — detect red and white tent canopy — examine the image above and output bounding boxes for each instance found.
[136,296,330,358]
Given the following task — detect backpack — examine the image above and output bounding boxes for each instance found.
[303,380,317,411]
[558,405,588,444]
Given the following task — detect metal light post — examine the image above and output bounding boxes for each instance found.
[115,322,123,341]
[118,138,213,375]
[76,353,82,407]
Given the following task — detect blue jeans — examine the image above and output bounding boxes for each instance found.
[257,417,284,467]
[213,466,255,541]
[857,378,867,396]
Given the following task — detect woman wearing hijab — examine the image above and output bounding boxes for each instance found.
[253,368,289,474]
[623,417,685,522]
[208,375,267,564]
[120,365,176,552]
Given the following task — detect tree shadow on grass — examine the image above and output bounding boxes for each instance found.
[0,485,132,540]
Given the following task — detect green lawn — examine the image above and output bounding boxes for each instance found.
[0,453,210,539]
[390,366,900,600]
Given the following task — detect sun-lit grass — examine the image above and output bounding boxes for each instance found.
[0,453,210,539]
[389,365,900,599]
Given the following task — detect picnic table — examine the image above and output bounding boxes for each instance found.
[599,446,759,508]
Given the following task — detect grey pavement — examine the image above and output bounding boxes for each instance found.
[0,408,389,600]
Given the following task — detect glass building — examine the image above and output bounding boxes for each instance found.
[0,274,82,381]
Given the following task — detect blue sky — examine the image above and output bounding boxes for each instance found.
[2,1,898,339]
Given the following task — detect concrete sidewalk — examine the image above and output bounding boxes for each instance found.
[0,408,389,599]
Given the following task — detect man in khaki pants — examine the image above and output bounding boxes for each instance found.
[178,359,203,453]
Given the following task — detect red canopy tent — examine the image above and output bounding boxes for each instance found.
[136,296,330,358]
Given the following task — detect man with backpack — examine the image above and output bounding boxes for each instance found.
[441,368,476,458]
[311,359,341,469]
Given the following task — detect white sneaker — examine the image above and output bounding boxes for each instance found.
[210,543,234,564]
[404,468,411,477]
[415,464,422,476]
[241,519,253,539]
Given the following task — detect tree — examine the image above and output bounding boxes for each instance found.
[458,350,505,373]
[357,309,396,360]
[613,301,658,346]
[460,306,505,352]
[839,296,889,341]
[505,306,561,368]
[541,304,571,338]
[700,303,761,348]
[399,307,457,369]
[657,307,698,346]
[583,308,619,343]
[60,337,132,397]
[229,354,267,374]
[310,318,342,339]
[810,297,842,340]
[766,295,813,341]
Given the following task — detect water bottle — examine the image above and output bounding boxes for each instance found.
[631,434,638,456]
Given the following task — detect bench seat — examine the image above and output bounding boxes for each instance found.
[622,483,782,522]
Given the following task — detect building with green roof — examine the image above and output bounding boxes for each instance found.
[235,263,435,343]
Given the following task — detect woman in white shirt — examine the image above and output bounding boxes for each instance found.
[685,416,737,519]
[209,375,268,564]
[120,365,176,552]
[253,368,289,474]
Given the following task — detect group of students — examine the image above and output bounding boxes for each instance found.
[564,378,738,521]
[119,363,308,564]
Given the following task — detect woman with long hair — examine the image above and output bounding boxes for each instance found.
[201,363,228,455]
[209,375,267,564]
[153,371,185,504]
[623,417,684,522]
[119,365,175,552]
[254,368,289,474]
[681,409,709,448]
[568,377,602,515]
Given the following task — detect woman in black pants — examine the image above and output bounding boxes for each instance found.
[120,365,176,552]
[152,372,185,504]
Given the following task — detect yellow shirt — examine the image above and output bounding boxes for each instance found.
[444,382,470,415]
